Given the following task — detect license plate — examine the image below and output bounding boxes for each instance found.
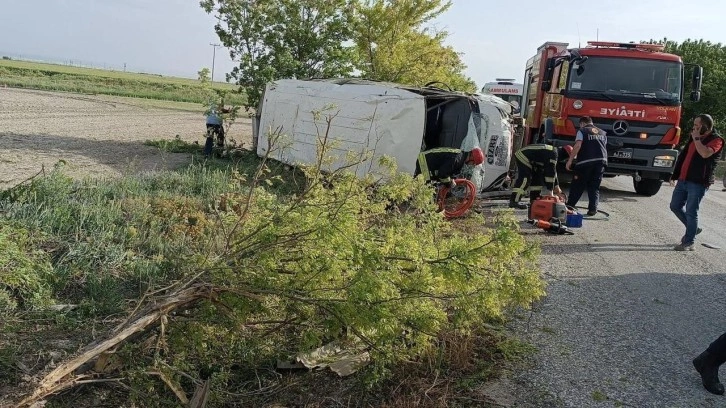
[613,150,632,159]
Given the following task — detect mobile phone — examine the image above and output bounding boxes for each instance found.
[700,125,707,135]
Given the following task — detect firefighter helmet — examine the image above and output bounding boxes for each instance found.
[468,147,485,165]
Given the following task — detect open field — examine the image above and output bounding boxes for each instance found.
[0,59,246,105]
[0,87,253,188]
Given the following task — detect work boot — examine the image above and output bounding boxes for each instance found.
[693,351,725,395]
[674,243,695,251]
[508,202,528,210]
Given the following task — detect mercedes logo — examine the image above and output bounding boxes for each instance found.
[612,120,629,136]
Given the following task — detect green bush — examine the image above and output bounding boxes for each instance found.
[144,137,202,153]
[1,164,247,316]
[0,135,544,406]
[0,221,54,312]
[715,160,726,180]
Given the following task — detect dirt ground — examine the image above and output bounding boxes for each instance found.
[0,88,254,189]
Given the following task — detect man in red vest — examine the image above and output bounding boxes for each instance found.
[669,114,724,251]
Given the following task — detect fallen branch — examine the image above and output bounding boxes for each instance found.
[14,284,222,408]
[189,380,211,408]
[10,165,46,190]
[148,371,189,405]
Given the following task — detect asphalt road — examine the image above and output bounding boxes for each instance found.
[505,176,726,408]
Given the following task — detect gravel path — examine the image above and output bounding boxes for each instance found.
[0,88,253,189]
[500,176,726,407]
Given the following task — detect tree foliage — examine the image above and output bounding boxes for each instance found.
[200,0,356,110]
[3,116,543,406]
[200,0,478,110]
[179,126,543,387]
[197,67,211,83]
[647,38,726,139]
[352,0,476,92]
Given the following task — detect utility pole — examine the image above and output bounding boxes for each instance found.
[210,43,221,83]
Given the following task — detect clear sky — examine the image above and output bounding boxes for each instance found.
[0,0,721,87]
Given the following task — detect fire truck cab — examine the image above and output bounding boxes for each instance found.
[521,41,703,196]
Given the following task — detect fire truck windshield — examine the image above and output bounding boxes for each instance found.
[567,57,682,105]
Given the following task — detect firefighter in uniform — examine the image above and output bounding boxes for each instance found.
[509,144,572,209]
[414,146,485,186]
[566,116,608,216]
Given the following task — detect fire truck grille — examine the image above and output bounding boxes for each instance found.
[567,116,671,139]
[593,118,661,129]
[607,157,649,166]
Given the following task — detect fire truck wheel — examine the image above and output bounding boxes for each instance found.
[633,178,663,196]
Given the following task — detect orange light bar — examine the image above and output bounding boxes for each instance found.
[586,41,665,52]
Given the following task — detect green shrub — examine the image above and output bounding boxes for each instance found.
[715,160,726,180]
[145,137,202,154]
[0,221,54,312]
[0,130,544,406]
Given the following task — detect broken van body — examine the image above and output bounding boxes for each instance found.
[253,79,514,193]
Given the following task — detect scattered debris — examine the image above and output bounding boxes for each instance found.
[295,341,370,377]
[47,304,78,312]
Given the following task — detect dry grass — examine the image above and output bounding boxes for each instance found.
[218,328,523,408]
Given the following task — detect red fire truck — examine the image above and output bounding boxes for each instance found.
[521,41,703,196]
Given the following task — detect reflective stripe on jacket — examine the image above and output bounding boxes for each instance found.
[415,148,465,183]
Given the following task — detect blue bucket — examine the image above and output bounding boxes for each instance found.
[566,212,583,228]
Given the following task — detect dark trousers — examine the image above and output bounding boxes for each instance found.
[706,331,726,362]
[566,161,605,212]
[205,124,225,156]
[510,160,544,204]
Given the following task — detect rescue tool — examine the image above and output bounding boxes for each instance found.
[528,218,574,235]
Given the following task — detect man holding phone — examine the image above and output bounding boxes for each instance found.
[669,114,724,251]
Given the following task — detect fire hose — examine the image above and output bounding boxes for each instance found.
[437,179,477,218]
